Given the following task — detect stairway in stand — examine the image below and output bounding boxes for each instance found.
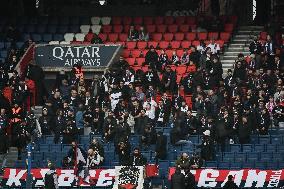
[221,25,264,75]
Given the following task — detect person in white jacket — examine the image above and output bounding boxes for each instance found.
[143,97,157,120]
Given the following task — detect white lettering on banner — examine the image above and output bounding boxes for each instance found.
[6,169,26,186]
[96,169,115,186]
[82,47,91,57]
[197,169,219,187]
[53,47,64,60]
[58,170,75,187]
[220,170,244,187]
[65,47,75,58]
[73,46,84,57]
[64,59,101,67]
[244,170,267,187]
[92,47,100,57]
[34,169,49,187]
[267,170,282,187]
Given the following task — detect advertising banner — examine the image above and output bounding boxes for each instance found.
[34,44,121,68]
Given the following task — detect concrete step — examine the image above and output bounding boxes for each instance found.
[229,43,249,47]
[239,26,264,30]
[234,34,251,38]
[232,38,249,42]
[224,51,249,55]
[227,48,249,52]
[238,30,262,34]
[221,56,238,60]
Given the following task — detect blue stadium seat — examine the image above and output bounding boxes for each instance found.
[222,152,234,162]
[250,135,258,144]
[230,162,242,169]
[247,152,259,161]
[52,33,63,41]
[168,151,178,161]
[45,135,54,144]
[80,17,90,25]
[205,161,217,168]
[58,26,69,33]
[273,153,283,161]
[31,33,42,42]
[22,33,31,41]
[163,127,171,134]
[266,161,278,169]
[49,17,59,25]
[50,144,62,152]
[254,144,265,152]
[278,145,284,153]
[271,135,283,144]
[40,144,50,152]
[59,17,70,25]
[0,42,4,49]
[260,152,272,161]
[242,144,253,152]
[62,145,71,153]
[5,42,11,49]
[70,17,80,25]
[32,152,43,161]
[0,50,7,58]
[141,151,151,161]
[43,33,53,42]
[68,25,80,33]
[47,25,57,33]
[255,161,266,169]
[259,135,270,144]
[234,153,246,162]
[16,42,24,49]
[218,162,230,169]
[79,135,90,144]
[242,161,255,168]
[230,144,241,152]
[0,58,5,64]
[25,24,35,33]
[158,160,170,178]
[278,162,284,169]
[266,144,277,152]
[188,135,199,144]
[15,160,26,168]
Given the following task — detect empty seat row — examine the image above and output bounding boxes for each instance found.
[221,152,283,162]
[208,160,284,169]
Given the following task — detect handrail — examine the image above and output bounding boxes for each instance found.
[14,43,35,78]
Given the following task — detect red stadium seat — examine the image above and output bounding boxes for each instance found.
[141,66,149,73]
[179,25,190,32]
[131,66,142,72]
[164,16,174,25]
[123,25,131,33]
[192,40,200,47]
[108,33,118,42]
[133,17,143,25]
[176,49,183,57]
[175,16,186,25]
[185,95,192,107]
[224,23,234,32]
[174,33,185,41]
[122,17,132,25]
[113,25,123,33]
[204,40,210,45]
[159,41,169,49]
[197,32,208,40]
[190,25,197,31]
[105,41,114,45]
[142,49,148,57]
[156,25,167,33]
[122,49,131,58]
[146,25,156,33]
[181,41,191,48]
[185,32,196,41]
[151,33,163,41]
[102,25,112,33]
[136,58,145,66]
[135,25,142,31]
[126,58,136,65]
[216,40,224,48]
[112,17,122,25]
[187,64,196,73]
[165,50,173,58]
[168,25,178,33]
[98,33,107,41]
[220,32,230,42]
[154,17,164,25]
[126,41,137,49]
[229,15,238,25]
[144,17,153,25]
[131,49,142,58]
[260,32,267,40]
[148,41,158,48]
[208,32,219,40]
[82,41,91,44]
[163,33,174,41]
[170,41,181,49]
[176,66,187,75]
[186,16,196,25]
[118,33,128,41]
[137,41,147,49]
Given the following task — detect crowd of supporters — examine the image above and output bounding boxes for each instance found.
[0,20,283,179]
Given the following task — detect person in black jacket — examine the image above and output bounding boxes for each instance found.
[171,167,185,189]
[44,163,59,189]
[130,148,147,166]
[223,175,239,189]
[237,116,252,144]
[184,169,196,189]
[145,46,159,69]
[155,131,167,160]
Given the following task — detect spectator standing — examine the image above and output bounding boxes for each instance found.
[171,167,185,189]
[223,175,239,189]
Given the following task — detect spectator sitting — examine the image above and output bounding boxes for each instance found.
[190,153,203,169]
[89,138,104,160]
[138,26,149,41]
[171,167,185,189]
[144,45,159,68]
[180,49,189,65]
[86,148,102,168]
[91,34,103,44]
[175,152,191,170]
[171,50,180,65]
[207,39,220,55]
[128,25,139,41]
[141,124,156,147]
[130,148,147,166]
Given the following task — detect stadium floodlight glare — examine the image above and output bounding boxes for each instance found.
[99,0,106,5]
